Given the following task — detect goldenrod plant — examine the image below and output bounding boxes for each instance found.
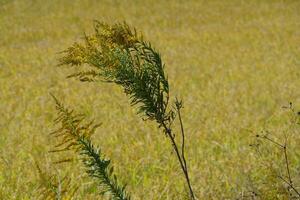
[59,21,196,199]
[2,1,300,199]
[49,95,131,200]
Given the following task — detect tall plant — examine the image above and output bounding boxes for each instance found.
[59,21,195,199]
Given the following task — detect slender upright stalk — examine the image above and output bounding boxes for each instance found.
[161,120,195,200]
[177,105,195,199]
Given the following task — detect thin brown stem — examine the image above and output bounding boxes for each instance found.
[260,134,284,148]
[259,134,300,197]
[283,144,292,185]
[278,176,300,197]
[161,121,195,200]
[177,106,187,170]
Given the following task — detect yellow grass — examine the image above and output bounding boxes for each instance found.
[0,0,299,199]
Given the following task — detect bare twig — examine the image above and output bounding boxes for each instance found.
[256,133,300,198]
[283,142,292,187]
[258,132,284,148]
[278,176,300,197]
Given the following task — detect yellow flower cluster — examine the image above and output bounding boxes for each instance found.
[63,43,87,65]
[94,21,140,49]
[59,21,141,68]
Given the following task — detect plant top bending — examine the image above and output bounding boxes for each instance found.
[59,21,196,199]
[59,21,169,123]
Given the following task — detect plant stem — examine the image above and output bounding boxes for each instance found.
[161,121,195,200]
[177,105,195,199]
[283,145,292,185]
[177,106,187,170]
[278,176,300,197]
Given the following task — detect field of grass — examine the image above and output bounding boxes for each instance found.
[0,0,300,199]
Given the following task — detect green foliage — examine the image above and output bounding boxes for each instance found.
[50,95,131,200]
[59,21,171,125]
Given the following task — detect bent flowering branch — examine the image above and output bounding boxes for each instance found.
[59,21,196,199]
[50,94,131,200]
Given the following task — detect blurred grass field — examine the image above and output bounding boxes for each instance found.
[0,0,300,199]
